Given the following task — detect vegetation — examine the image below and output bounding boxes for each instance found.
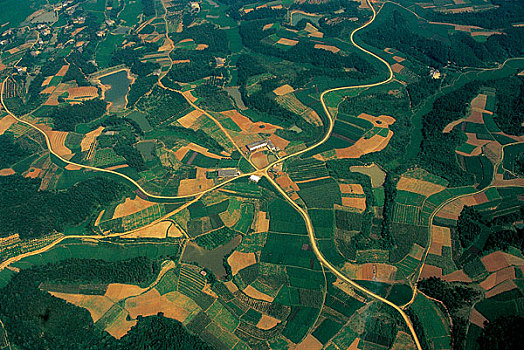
[0,175,130,238]
[477,315,524,350]
[52,99,108,131]
[0,133,30,169]
[418,277,480,348]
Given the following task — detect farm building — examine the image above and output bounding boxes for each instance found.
[218,168,240,178]
[246,140,278,153]
[249,175,261,183]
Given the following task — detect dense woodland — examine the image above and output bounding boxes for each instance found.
[417,81,480,186]
[51,99,108,131]
[0,133,30,169]
[0,258,212,349]
[457,205,523,254]
[477,315,524,350]
[418,277,480,348]
[362,7,524,68]
[0,175,130,238]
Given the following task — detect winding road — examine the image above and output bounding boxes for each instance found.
[0,1,428,347]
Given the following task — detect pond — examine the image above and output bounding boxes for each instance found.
[182,235,241,280]
[99,69,133,109]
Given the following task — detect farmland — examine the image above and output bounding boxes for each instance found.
[0,0,523,348]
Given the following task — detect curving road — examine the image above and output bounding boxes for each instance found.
[0,1,424,348]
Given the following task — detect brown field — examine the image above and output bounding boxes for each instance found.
[40,86,56,94]
[471,93,487,110]
[392,56,405,62]
[485,280,517,299]
[65,164,82,170]
[243,285,274,302]
[340,183,364,195]
[272,84,295,96]
[349,338,361,350]
[105,283,146,302]
[113,196,155,219]
[470,308,488,328]
[391,331,416,350]
[174,142,225,162]
[195,44,208,50]
[263,23,274,31]
[295,175,330,184]
[296,334,323,350]
[24,167,42,178]
[481,251,524,272]
[104,308,137,339]
[49,292,114,322]
[172,59,191,64]
[0,168,15,176]
[178,168,214,196]
[314,44,340,53]
[38,126,72,158]
[67,86,98,100]
[81,126,104,152]
[432,225,452,246]
[254,212,269,233]
[122,220,171,239]
[167,223,184,237]
[480,266,515,290]
[356,263,397,282]
[251,151,269,169]
[228,251,257,276]
[443,269,472,283]
[42,76,53,86]
[177,109,202,128]
[105,164,129,171]
[182,90,197,102]
[391,63,404,73]
[158,37,174,52]
[409,243,425,260]
[125,289,195,322]
[95,210,105,226]
[442,119,463,133]
[276,174,300,193]
[44,83,70,106]
[277,38,299,46]
[341,197,366,212]
[397,177,446,196]
[221,110,281,134]
[55,64,70,77]
[350,163,386,188]
[269,134,290,150]
[224,280,239,293]
[420,264,443,279]
[303,109,323,126]
[256,314,280,330]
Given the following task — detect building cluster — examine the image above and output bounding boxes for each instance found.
[245,140,278,153]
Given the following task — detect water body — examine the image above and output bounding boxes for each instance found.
[290,12,321,26]
[182,235,241,280]
[99,70,132,109]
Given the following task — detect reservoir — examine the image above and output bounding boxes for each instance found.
[99,69,132,109]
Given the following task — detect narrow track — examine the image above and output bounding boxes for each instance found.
[0,1,426,347]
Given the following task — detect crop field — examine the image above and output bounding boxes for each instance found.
[286,158,329,182]
[92,148,126,168]
[392,203,422,226]
[411,294,452,350]
[260,233,320,270]
[268,199,307,234]
[194,227,237,250]
[297,177,342,209]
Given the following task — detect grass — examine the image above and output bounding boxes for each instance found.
[0,0,33,29]
[119,0,143,27]
[411,294,451,350]
[96,34,125,68]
